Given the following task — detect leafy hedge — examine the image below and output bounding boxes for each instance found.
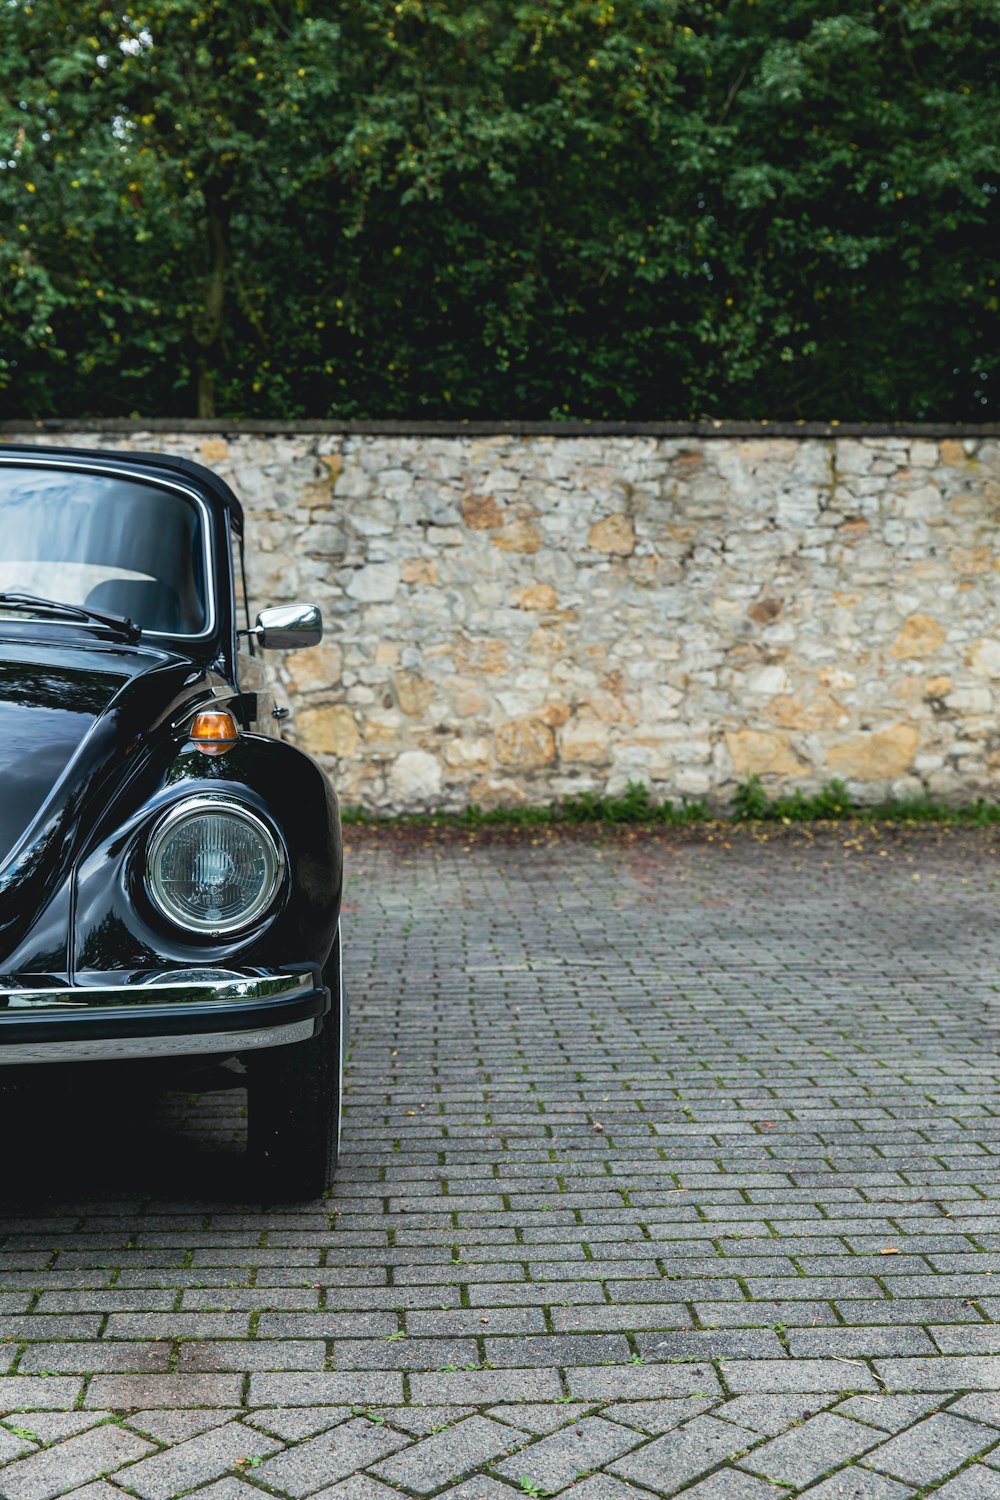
[342,776,1000,827]
[2,0,998,420]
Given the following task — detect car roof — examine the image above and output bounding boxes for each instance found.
[0,444,245,534]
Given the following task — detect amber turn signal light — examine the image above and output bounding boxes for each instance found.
[190,711,239,756]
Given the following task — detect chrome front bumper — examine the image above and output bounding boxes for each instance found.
[0,971,324,1065]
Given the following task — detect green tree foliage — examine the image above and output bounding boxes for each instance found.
[1,0,997,419]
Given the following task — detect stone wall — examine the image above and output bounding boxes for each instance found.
[6,425,1000,811]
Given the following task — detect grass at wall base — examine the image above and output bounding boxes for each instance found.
[341,777,1000,830]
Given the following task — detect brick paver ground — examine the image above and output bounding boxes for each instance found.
[1,821,1000,1496]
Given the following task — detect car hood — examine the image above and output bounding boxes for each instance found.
[0,636,207,961]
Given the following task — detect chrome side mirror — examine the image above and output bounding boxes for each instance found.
[254,603,322,650]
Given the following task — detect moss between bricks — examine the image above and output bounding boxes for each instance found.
[341,776,1000,830]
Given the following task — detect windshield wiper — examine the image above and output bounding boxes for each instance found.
[0,593,142,643]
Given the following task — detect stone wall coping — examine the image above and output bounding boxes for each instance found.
[3,418,999,439]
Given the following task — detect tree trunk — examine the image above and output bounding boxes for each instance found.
[194,195,229,418]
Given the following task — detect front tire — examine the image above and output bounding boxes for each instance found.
[247,944,343,1200]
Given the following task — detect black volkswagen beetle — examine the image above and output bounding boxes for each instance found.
[0,444,344,1199]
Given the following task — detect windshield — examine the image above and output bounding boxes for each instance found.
[0,465,209,635]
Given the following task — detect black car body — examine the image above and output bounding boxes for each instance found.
[0,444,344,1197]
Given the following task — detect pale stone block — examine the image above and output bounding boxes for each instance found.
[674,768,712,795]
[834,445,872,476]
[966,641,1000,677]
[639,686,684,720]
[944,686,992,713]
[559,719,611,764]
[388,751,442,802]
[345,563,400,602]
[444,738,492,770]
[745,666,789,696]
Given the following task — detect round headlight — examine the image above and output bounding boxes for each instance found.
[145,798,285,935]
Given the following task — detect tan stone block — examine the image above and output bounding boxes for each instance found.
[889,613,946,658]
[495,717,556,767]
[513,583,558,610]
[925,675,953,698]
[300,478,335,507]
[672,449,704,474]
[468,778,527,810]
[838,517,869,537]
[939,439,966,465]
[461,493,504,529]
[200,439,229,463]
[602,669,625,695]
[586,693,630,724]
[527,626,566,659]
[588,513,636,555]
[539,703,571,727]
[284,642,343,695]
[767,691,845,730]
[560,717,610,763]
[320,452,343,480]
[492,519,542,554]
[294,704,359,758]
[725,730,806,776]
[375,641,400,666]
[827,724,919,780]
[402,558,438,585]
[950,547,993,575]
[453,685,487,716]
[453,637,509,676]
[394,670,436,716]
[891,676,924,703]
[747,598,783,625]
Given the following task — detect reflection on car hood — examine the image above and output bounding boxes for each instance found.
[0,636,204,957]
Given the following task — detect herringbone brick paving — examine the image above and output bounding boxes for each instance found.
[1,823,1000,1496]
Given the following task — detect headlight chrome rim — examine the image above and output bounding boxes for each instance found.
[145,796,286,936]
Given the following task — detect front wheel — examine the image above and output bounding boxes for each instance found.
[246,947,344,1200]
